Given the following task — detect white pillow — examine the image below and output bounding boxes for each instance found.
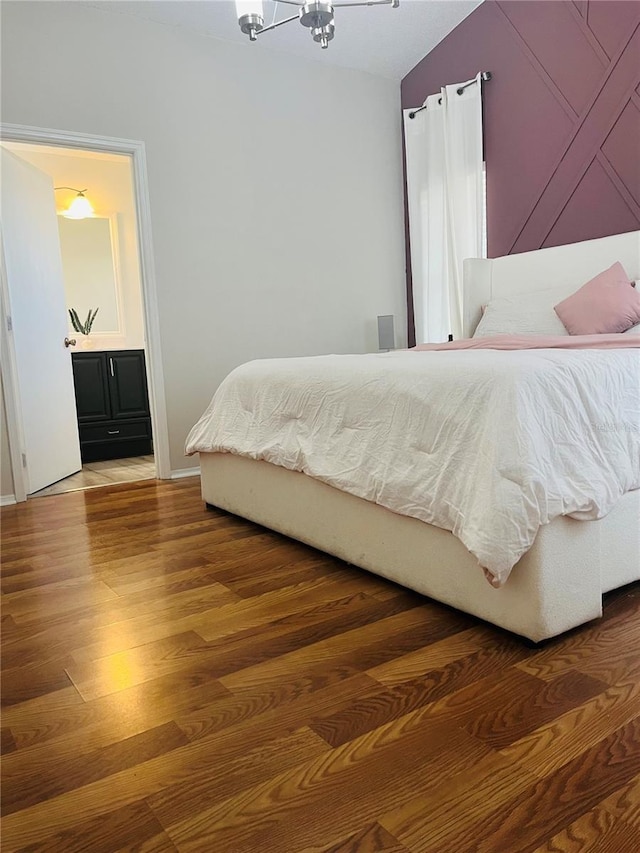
[473,288,569,338]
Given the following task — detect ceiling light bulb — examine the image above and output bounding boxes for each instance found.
[62,193,95,220]
[312,22,335,48]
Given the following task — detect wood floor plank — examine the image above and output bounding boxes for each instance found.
[476,718,640,853]
[93,530,276,582]
[533,811,640,853]
[216,557,342,599]
[574,642,640,688]
[310,643,526,747]
[516,592,640,682]
[464,670,608,750]
[384,718,640,853]
[65,630,223,700]
[312,822,411,852]
[175,669,381,748]
[163,705,493,853]
[191,572,391,644]
[1,657,75,707]
[218,604,472,696]
[378,749,538,853]
[1,726,17,754]
[184,591,423,684]
[2,563,106,595]
[366,625,496,686]
[2,479,640,852]
[103,562,241,599]
[4,660,231,752]
[12,799,168,853]
[146,726,330,828]
[598,774,640,827]
[0,582,241,671]
[2,577,120,623]
[1,580,240,660]
[500,680,640,778]
[111,831,180,853]
[96,551,240,593]
[1,612,18,632]
[2,721,189,815]
[0,722,329,850]
[0,686,85,729]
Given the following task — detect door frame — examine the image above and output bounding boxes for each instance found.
[0,123,171,499]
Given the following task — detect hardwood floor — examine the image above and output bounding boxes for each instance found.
[1,477,639,852]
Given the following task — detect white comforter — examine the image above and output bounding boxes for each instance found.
[186,349,640,586]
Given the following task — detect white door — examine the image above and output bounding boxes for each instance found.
[0,147,82,495]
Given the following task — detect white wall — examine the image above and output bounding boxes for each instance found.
[1,144,146,351]
[1,1,406,474]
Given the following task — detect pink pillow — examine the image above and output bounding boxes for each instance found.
[554,262,640,335]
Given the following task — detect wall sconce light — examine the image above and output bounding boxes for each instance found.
[54,187,95,219]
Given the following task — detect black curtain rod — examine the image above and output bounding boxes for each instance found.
[408,71,492,119]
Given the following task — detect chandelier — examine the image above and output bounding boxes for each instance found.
[235,0,399,50]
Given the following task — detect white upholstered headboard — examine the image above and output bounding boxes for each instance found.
[462,231,640,338]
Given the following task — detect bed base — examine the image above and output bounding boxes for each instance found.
[199,452,640,642]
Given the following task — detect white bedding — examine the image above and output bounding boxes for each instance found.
[186,349,640,586]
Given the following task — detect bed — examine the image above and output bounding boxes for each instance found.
[188,231,640,642]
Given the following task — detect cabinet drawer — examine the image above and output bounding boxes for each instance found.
[79,419,151,444]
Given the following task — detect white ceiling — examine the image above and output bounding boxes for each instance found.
[84,0,482,81]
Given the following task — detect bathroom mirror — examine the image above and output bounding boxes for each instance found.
[58,215,123,335]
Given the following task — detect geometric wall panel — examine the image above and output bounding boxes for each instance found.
[602,100,640,208]
[401,1,640,341]
[402,0,640,256]
[502,0,604,115]
[543,157,640,249]
[586,0,640,59]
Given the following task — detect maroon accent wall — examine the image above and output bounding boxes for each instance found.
[401,0,640,341]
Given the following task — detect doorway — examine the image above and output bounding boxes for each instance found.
[0,125,170,503]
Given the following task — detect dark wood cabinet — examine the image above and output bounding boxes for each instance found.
[72,350,153,462]
[72,353,111,422]
[107,352,151,420]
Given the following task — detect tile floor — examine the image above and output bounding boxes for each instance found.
[30,455,156,498]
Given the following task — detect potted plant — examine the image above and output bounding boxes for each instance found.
[69,307,99,349]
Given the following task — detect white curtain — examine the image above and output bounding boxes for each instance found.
[403,73,486,343]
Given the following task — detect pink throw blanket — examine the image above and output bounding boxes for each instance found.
[412,333,640,351]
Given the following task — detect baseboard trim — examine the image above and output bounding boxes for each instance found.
[170,467,201,480]
[1,494,17,506]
